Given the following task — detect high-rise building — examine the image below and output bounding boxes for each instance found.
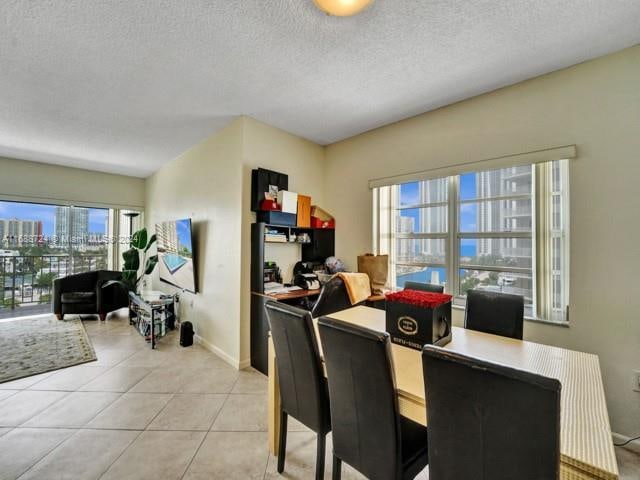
[55,207,89,246]
[418,178,447,259]
[475,165,533,299]
[395,216,414,262]
[0,219,43,247]
[156,221,179,253]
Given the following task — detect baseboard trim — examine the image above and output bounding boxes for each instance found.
[194,334,240,370]
[613,432,640,455]
[238,358,252,370]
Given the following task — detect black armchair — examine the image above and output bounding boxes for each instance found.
[53,270,128,321]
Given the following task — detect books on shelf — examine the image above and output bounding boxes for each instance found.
[264,227,287,242]
[264,233,287,242]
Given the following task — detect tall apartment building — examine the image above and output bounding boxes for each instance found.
[0,219,43,247]
[476,165,533,299]
[55,207,89,245]
[418,178,447,259]
[156,221,179,253]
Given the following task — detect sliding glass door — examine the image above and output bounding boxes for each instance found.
[0,200,141,318]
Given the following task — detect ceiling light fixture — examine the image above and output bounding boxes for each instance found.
[313,0,374,17]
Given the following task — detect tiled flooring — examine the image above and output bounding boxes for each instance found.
[0,313,638,479]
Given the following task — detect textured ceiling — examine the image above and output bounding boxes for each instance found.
[1,1,639,177]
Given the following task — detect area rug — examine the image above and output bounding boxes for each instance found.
[0,315,96,384]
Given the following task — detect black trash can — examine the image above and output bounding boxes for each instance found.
[180,321,194,347]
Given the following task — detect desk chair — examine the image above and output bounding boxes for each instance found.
[311,275,353,318]
[464,289,524,340]
[265,301,331,480]
[403,281,444,293]
[318,317,429,480]
[422,345,561,480]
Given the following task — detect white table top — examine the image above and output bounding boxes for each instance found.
[325,306,618,480]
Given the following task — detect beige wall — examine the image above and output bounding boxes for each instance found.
[145,119,245,365]
[145,116,325,367]
[239,117,326,364]
[324,46,640,436]
[0,156,144,209]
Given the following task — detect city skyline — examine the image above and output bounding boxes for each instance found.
[0,201,108,237]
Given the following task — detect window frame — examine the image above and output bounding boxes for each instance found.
[378,160,569,324]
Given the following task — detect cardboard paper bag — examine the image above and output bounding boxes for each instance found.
[357,254,389,295]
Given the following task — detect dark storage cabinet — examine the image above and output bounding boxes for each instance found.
[250,222,335,374]
[302,228,335,262]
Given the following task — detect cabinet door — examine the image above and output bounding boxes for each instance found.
[250,293,269,375]
[302,229,335,262]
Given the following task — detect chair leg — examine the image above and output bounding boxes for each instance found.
[56,314,63,320]
[277,410,288,473]
[99,313,107,321]
[332,454,342,480]
[315,433,326,480]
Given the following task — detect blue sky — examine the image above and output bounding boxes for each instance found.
[176,218,193,253]
[0,201,108,235]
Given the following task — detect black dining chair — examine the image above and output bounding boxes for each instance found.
[403,281,444,293]
[265,301,331,480]
[464,289,525,339]
[422,345,561,480]
[311,275,355,318]
[318,316,429,480]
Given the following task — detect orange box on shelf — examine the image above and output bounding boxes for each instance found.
[310,206,335,229]
[297,195,311,227]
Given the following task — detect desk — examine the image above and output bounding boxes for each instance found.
[253,289,321,301]
[267,306,618,480]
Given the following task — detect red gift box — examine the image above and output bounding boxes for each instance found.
[260,199,281,211]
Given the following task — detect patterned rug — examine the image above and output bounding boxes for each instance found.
[0,315,96,384]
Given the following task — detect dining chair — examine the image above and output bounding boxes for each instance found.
[422,345,561,480]
[464,289,524,339]
[318,316,429,480]
[403,281,444,293]
[265,301,331,480]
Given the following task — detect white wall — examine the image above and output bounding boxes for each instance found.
[0,156,144,209]
[324,46,640,437]
[145,119,245,366]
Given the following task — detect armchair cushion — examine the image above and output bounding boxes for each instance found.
[61,292,96,304]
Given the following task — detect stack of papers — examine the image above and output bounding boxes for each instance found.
[264,283,303,294]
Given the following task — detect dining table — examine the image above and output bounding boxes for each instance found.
[267,306,619,480]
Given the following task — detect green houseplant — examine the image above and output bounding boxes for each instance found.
[104,227,158,293]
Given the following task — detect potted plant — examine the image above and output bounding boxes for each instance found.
[104,227,158,294]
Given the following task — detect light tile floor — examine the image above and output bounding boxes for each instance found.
[0,313,637,479]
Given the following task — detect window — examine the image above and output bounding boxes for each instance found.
[0,200,142,316]
[374,159,570,323]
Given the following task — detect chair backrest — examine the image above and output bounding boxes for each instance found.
[403,281,444,293]
[265,301,329,433]
[422,345,561,480]
[311,275,352,318]
[318,316,402,480]
[464,289,524,339]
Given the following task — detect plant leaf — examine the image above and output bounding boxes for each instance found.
[144,255,159,275]
[131,228,147,250]
[144,234,157,252]
[122,248,140,271]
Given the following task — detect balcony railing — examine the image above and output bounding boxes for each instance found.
[0,254,108,316]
